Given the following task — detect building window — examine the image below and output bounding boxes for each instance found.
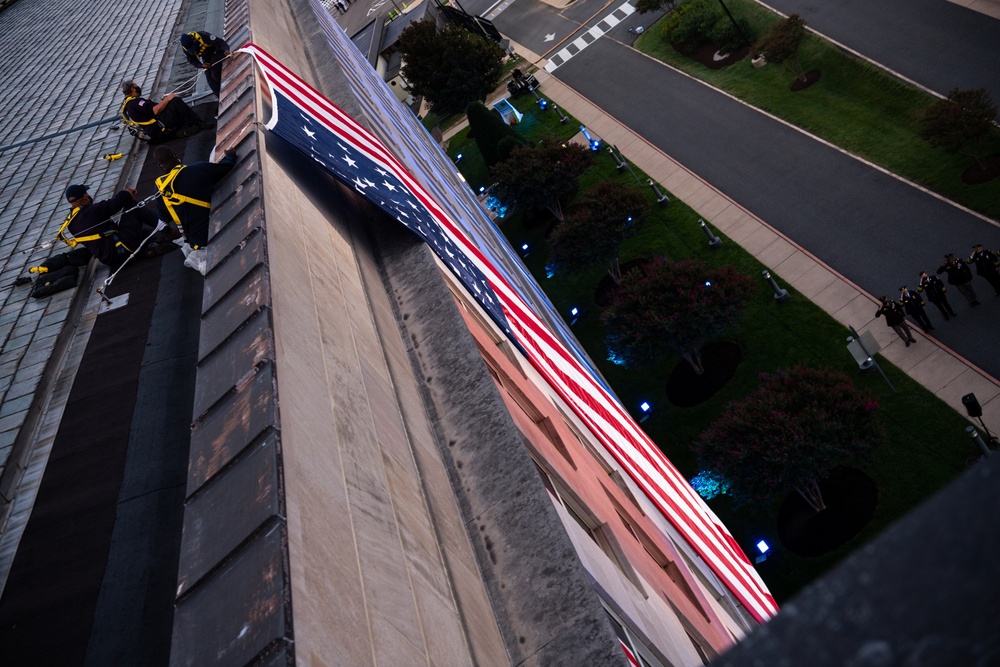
[604,608,672,667]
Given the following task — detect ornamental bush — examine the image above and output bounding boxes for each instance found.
[549,180,650,283]
[919,88,997,169]
[696,365,882,512]
[602,257,754,373]
[666,0,720,54]
[755,13,808,82]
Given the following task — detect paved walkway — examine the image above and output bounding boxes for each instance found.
[488,40,1000,433]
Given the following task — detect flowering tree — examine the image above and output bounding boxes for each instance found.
[920,88,997,169]
[755,14,808,83]
[696,366,882,513]
[490,139,594,221]
[601,257,754,374]
[548,181,650,283]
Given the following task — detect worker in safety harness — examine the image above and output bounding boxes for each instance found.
[59,184,161,270]
[119,80,207,143]
[180,31,230,98]
[153,146,237,249]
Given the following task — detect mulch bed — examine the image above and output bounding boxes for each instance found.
[790,70,822,92]
[684,42,750,70]
[962,154,1000,185]
[664,340,743,407]
[777,466,878,558]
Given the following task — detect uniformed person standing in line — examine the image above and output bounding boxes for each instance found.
[937,253,980,307]
[180,31,230,98]
[876,296,917,347]
[968,244,1000,297]
[917,271,956,321]
[898,286,933,332]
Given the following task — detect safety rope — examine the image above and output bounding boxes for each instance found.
[97,220,168,304]
[1,53,231,155]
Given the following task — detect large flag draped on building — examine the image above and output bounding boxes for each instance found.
[238,43,778,623]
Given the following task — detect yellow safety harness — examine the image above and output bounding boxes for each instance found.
[119,96,158,128]
[156,165,211,247]
[56,206,124,249]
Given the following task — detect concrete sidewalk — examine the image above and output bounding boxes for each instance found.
[483,42,1000,434]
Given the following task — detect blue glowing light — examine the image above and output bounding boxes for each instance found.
[479,186,486,194]
[606,350,627,366]
[570,307,579,316]
[640,401,651,413]
[521,243,529,251]
[484,195,507,219]
[705,281,712,287]
[456,153,463,161]
[545,263,556,279]
[689,470,732,500]
[538,99,548,110]
[757,540,770,554]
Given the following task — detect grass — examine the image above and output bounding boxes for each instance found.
[446,104,976,602]
[635,0,1000,221]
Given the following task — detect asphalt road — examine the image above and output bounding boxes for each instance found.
[760,0,1000,102]
[553,36,1000,379]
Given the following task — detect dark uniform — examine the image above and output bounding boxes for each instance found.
[917,271,956,320]
[121,92,203,143]
[59,190,156,270]
[969,245,1000,296]
[180,31,230,97]
[937,254,979,307]
[876,297,916,347]
[155,150,237,248]
[898,287,933,332]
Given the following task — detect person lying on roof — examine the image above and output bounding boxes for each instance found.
[180,31,230,98]
[119,80,209,143]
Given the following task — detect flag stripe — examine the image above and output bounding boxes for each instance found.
[238,43,778,622]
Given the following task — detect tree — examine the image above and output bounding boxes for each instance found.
[549,181,650,283]
[601,257,754,374]
[466,101,526,167]
[490,139,594,221]
[755,14,808,83]
[920,88,997,169]
[397,20,505,116]
[695,366,882,513]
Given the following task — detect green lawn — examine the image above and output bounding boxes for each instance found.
[635,0,1000,221]
[447,105,976,602]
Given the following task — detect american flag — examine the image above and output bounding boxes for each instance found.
[238,44,778,623]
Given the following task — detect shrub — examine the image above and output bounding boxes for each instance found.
[466,101,526,167]
[696,365,882,512]
[919,88,997,169]
[755,13,808,82]
[710,14,754,54]
[602,257,755,374]
[666,0,720,53]
[549,181,650,282]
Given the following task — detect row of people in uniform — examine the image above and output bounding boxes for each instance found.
[876,247,1000,345]
[57,32,236,272]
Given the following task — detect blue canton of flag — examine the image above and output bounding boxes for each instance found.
[268,92,515,341]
